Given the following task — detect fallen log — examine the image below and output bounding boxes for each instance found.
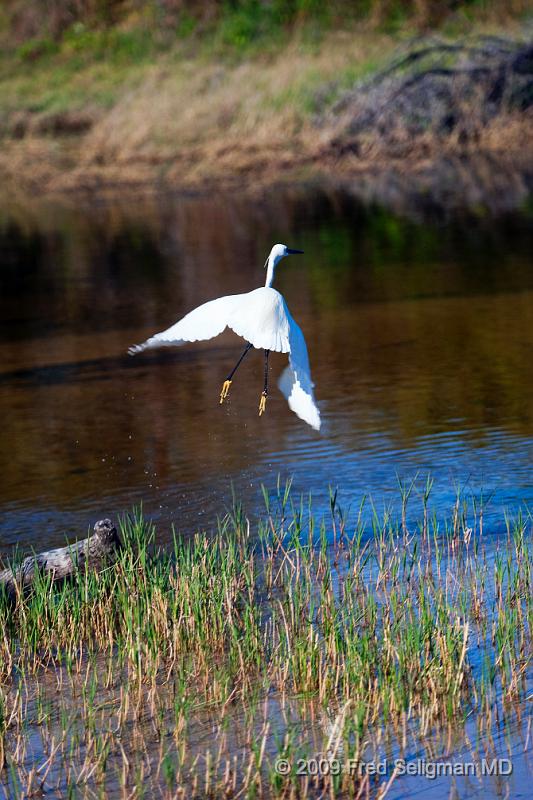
[0,519,121,601]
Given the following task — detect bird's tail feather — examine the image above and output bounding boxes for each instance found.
[278,365,321,431]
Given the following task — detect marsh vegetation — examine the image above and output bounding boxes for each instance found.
[0,484,530,798]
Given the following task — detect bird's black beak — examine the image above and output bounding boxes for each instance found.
[287,249,304,255]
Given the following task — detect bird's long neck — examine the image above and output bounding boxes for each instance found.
[265,257,276,288]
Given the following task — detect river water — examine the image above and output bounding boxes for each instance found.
[1,185,532,552]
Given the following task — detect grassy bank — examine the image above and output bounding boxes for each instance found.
[0,487,530,797]
[0,1,531,205]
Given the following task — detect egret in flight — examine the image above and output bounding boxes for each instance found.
[128,244,320,430]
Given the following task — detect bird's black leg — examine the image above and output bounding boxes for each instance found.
[220,342,253,404]
[259,349,270,416]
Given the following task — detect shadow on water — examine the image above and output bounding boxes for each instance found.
[0,184,532,551]
[0,350,193,387]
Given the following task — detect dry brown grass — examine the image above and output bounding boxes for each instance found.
[1,26,531,213]
[1,112,531,220]
[80,30,391,163]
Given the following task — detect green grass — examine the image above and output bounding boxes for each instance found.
[1,58,167,132]
[2,1,526,54]
[0,0,528,124]
[0,486,530,797]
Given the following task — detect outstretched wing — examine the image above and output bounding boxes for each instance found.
[278,313,321,431]
[128,294,242,355]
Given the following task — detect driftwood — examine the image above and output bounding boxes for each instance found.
[0,519,121,601]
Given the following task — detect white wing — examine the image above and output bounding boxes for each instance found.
[278,314,321,431]
[128,294,241,355]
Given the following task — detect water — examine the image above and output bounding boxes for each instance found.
[1,185,532,553]
[1,184,532,796]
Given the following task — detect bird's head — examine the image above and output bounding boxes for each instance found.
[264,244,304,269]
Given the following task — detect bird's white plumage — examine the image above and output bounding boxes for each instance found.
[128,294,241,354]
[278,313,321,431]
[228,288,291,352]
[129,244,320,430]
[128,288,292,355]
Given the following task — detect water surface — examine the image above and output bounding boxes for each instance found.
[1,186,532,551]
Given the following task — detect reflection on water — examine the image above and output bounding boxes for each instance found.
[0,186,532,551]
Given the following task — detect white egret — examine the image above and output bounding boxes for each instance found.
[128,244,321,430]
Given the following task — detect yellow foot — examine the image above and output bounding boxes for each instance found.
[220,379,232,404]
[258,392,267,416]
